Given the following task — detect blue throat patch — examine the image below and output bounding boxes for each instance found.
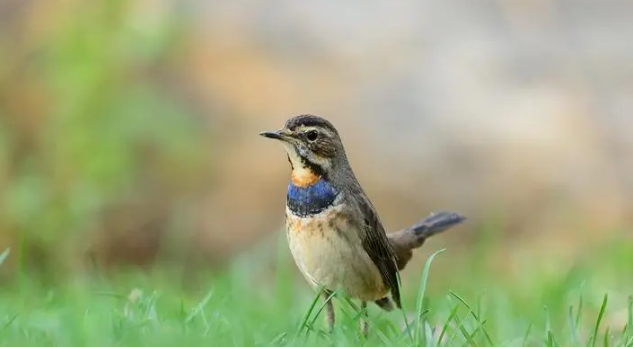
[287,178,339,217]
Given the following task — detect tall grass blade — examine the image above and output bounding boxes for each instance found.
[570,306,581,346]
[304,289,337,339]
[589,294,608,347]
[623,296,633,343]
[577,290,584,329]
[438,303,460,346]
[452,314,479,347]
[449,291,494,345]
[0,248,10,268]
[522,322,533,347]
[297,288,326,337]
[414,249,445,346]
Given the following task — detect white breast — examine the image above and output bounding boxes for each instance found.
[285,204,388,301]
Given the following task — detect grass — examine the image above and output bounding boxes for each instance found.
[0,235,632,347]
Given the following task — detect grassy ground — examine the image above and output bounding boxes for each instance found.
[0,234,632,347]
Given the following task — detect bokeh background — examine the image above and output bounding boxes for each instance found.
[0,0,631,290]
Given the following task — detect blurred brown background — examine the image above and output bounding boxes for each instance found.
[0,0,631,282]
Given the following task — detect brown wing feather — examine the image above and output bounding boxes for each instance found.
[357,195,402,308]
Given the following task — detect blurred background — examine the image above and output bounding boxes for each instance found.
[0,0,631,288]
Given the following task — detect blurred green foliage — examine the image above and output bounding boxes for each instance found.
[0,0,210,279]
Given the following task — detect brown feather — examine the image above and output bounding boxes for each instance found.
[355,193,402,309]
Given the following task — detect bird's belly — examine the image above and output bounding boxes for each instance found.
[285,206,387,301]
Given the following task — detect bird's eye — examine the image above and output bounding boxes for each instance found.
[305,130,319,142]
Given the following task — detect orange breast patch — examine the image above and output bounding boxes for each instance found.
[291,169,321,187]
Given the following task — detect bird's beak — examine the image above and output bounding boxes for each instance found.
[259,129,290,141]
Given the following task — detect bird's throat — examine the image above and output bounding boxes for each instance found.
[291,167,321,187]
[287,170,339,217]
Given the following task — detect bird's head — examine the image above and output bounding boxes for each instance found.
[260,114,347,185]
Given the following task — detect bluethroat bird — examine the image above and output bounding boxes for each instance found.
[260,114,465,334]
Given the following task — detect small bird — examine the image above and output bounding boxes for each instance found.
[260,114,465,335]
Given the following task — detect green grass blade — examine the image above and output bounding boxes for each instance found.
[297,288,326,337]
[570,305,581,346]
[589,294,608,347]
[396,270,414,343]
[304,289,337,339]
[452,314,479,347]
[0,248,10,268]
[447,313,468,344]
[401,306,414,343]
[544,306,552,339]
[622,296,633,343]
[2,314,18,330]
[522,322,534,347]
[546,330,559,347]
[425,322,435,347]
[449,291,494,346]
[438,302,460,346]
[414,249,445,345]
[341,296,394,345]
[543,306,561,347]
[184,290,214,324]
[577,290,585,329]
[348,304,395,347]
[270,332,287,345]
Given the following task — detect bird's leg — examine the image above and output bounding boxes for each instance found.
[360,301,369,337]
[323,291,335,332]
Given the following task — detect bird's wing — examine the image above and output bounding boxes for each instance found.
[357,195,402,308]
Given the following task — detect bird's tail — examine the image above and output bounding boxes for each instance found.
[388,211,466,270]
[409,211,466,240]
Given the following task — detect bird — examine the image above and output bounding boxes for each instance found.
[260,114,465,335]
